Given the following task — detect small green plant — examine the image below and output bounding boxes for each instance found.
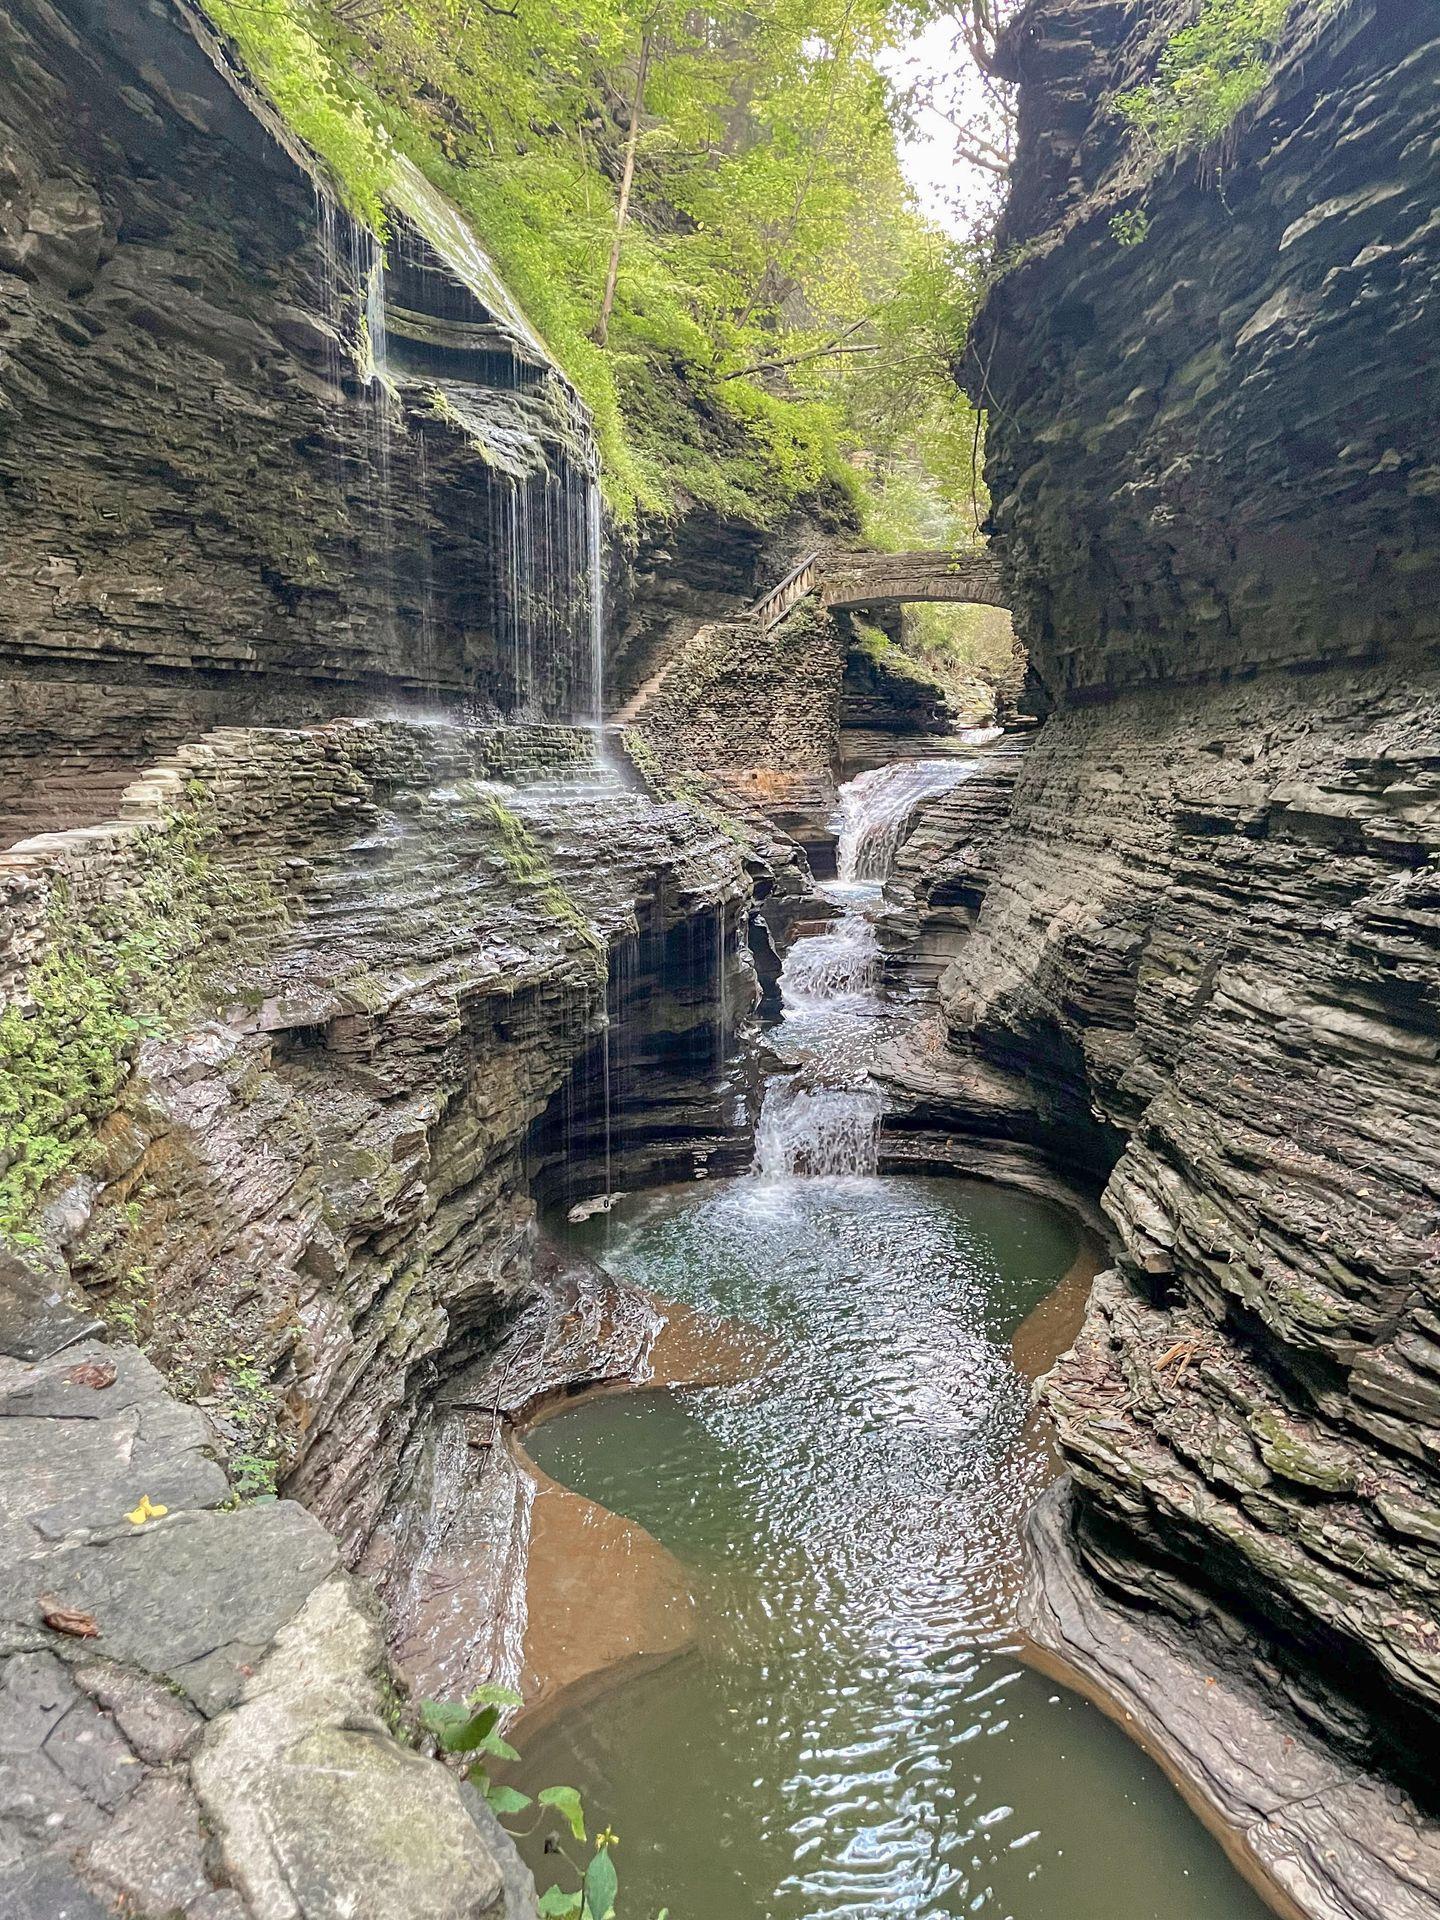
[1115,0,1293,155]
[102,1264,151,1340]
[218,1351,283,1499]
[1110,207,1152,247]
[421,1687,635,1917]
[0,784,284,1244]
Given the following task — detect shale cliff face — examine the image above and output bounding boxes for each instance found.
[886,2,1440,1909]
[0,0,612,845]
[0,3,778,1909]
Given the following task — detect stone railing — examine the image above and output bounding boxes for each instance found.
[821,549,1009,612]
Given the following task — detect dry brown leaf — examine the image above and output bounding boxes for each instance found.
[67,1360,118,1390]
[41,1600,101,1639]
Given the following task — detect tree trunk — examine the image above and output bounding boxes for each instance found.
[595,30,653,348]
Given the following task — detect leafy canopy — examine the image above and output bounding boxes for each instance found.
[203,0,987,530]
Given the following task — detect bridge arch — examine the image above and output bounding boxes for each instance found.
[751,548,1009,630]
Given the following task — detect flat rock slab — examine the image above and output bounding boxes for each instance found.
[0,1292,535,1916]
[0,1339,229,1563]
[0,1503,339,1715]
[0,1252,104,1363]
[1024,1484,1440,1920]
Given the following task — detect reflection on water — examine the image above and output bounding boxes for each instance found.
[520,1176,1273,1920]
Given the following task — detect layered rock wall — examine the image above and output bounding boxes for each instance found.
[882,0,1440,1870]
[0,0,602,845]
[2,719,751,1551]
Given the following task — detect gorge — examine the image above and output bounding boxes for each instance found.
[0,2,1437,1919]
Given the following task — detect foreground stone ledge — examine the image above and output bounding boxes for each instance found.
[0,1255,537,1920]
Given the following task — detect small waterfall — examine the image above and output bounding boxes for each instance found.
[755,755,979,1182]
[586,476,605,729]
[777,916,879,1008]
[836,759,976,883]
[312,192,607,722]
[312,195,402,666]
[754,1081,883,1179]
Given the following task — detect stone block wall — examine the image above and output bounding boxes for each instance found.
[629,602,850,854]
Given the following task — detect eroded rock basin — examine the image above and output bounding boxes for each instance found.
[516,1173,1275,1919]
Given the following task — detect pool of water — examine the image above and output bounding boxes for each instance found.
[518,1173,1273,1920]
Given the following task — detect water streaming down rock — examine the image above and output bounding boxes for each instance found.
[755,756,977,1179]
[754,1080,885,1178]
[586,476,606,728]
[837,758,980,883]
[311,189,607,722]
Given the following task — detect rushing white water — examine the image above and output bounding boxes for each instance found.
[754,1080,884,1179]
[756,755,977,1181]
[776,915,880,1008]
[836,757,976,883]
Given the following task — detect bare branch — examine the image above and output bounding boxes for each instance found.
[594,27,654,348]
[719,318,879,381]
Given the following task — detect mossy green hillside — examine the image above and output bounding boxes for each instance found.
[199,0,983,534]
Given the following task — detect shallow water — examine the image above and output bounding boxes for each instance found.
[519,1174,1273,1920]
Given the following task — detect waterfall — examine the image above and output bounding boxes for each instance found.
[755,755,979,1182]
[313,195,402,667]
[586,476,605,729]
[754,1081,884,1179]
[836,759,976,883]
[777,915,880,1008]
[312,193,606,723]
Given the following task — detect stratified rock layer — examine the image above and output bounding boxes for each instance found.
[2,720,752,1557]
[0,0,604,845]
[883,3,1440,1907]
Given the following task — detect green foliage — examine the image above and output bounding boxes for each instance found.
[224,1353,285,1498]
[1115,0,1294,154]
[538,1785,587,1843]
[1110,206,1152,246]
[583,1847,619,1920]
[201,0,989,526]
[421,1692,628,1915]
[102,1264,151,1340]
[0,787,281,1244]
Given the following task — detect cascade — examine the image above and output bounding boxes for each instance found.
[313,195,606,723]
[754,755,978,1179]
[837,758,978,883]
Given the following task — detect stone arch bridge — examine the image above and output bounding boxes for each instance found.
[750,547,1009,630]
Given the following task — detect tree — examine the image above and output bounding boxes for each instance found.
[595,23,655,347]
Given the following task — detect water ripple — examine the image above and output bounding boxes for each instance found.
[520,1178,1276,1920]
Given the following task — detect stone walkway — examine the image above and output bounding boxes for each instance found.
[0,1253,533,1920]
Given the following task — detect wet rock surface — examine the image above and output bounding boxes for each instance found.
[2,720,752,1568]
[1025,1484,1440,1920]
[0,0,598,844]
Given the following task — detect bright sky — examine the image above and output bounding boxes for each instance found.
[879,16,997,237]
